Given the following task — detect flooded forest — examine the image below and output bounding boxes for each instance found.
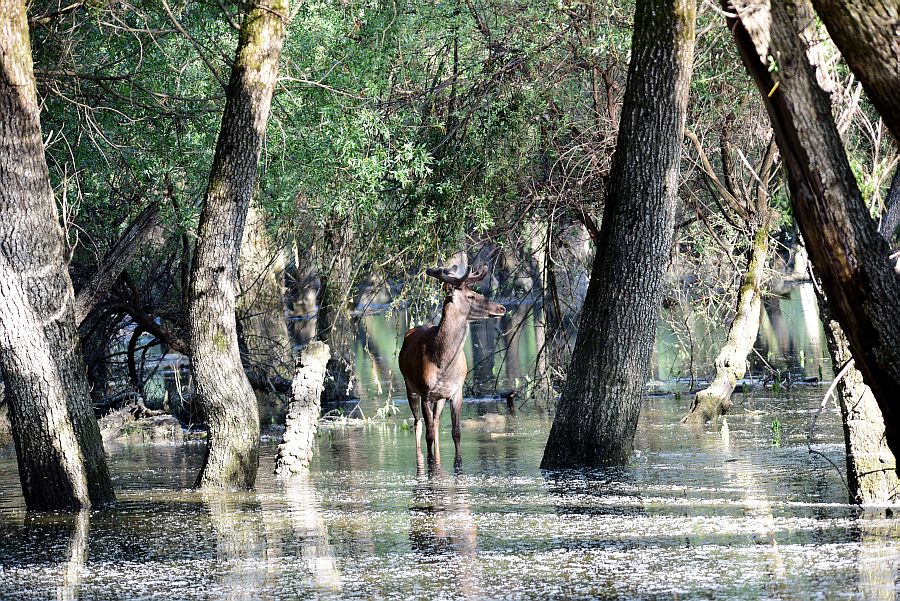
[1,0,899,599]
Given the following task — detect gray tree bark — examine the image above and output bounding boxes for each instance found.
[188,0,288,489]
[0,0,114,509]
[685,226,767,424]
[237,203,293,384]
[275,341,330,476]
[541,0,696,468]
[726,0,900,461]
[817,292,898,504]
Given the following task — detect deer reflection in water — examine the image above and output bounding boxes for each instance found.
[409,453,482,600]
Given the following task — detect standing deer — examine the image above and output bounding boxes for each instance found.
[399,264,506,467]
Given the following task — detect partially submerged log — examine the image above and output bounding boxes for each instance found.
[275,341,331,477]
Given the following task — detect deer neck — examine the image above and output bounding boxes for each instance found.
[433,297,469,368]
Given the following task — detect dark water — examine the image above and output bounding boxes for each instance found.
[1,390,898,600]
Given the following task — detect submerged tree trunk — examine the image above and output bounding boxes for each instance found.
[726,0,900,460]
[238,203,293,383]
[188,0,288,489]
[685,227,768,424]
[817,290,898,504]
[0,0,114,509]
[541,0,696,468]
[275,341,330,476]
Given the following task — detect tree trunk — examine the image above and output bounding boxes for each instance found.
[238,203,293,382]
[317,221,356,402]
[541,0,696,468]
[0,0,114,509]
[810,1,900,142]
[725,0,900,461]
[188,0,288,489]
[684,225,768,424]
[817,289,898,504]
[275,341,330,476]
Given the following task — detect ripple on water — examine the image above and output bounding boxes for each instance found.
[0,392,897,600]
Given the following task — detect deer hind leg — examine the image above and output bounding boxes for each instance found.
[451,389,463,470]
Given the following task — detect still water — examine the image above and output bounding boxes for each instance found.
[0,284,897,599]
[0,391,898,600]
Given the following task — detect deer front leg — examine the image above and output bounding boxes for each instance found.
[451,389,463,470]
[423,393,445,464]
[405,384,423,453]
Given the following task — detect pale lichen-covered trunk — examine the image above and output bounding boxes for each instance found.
[541,0,696,468]
[238,203,293,381]
[188,0,288,489]
[0,0,114,510]
[275,341,330,476]
[684,226,768,424]
[726,0,900,461]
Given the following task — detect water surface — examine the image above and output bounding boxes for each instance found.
[1,390,897,600]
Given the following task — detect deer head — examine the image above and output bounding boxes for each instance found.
[426,264,506,321]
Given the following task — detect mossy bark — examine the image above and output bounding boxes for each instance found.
[684,225,768,424]
[541,0,697,468]
[0,0,114,510]
[188,0,288,489]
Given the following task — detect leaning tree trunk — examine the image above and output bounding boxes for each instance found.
[188,0,288,489]
[810,1,900,143]
[726,0,900,461]
[0,0,114,509]
[684,225,768,424]
[816,287,898,504]
[541,0,696,468]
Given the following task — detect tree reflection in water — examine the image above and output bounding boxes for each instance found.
[56,509,88,601]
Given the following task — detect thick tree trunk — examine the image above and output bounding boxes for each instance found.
[817,291,898,504]
[188,0,288,489]
[810,1,900,142]
[541,0,696,468]
[238,203,292,381]
[726,0,900,461]
[275,341,330,476]
[684,226,767,424]
[0,0,114,509]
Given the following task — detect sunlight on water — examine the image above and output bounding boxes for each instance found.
[0,389,897,600]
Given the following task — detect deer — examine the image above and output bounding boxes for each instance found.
[399,264,506,468]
